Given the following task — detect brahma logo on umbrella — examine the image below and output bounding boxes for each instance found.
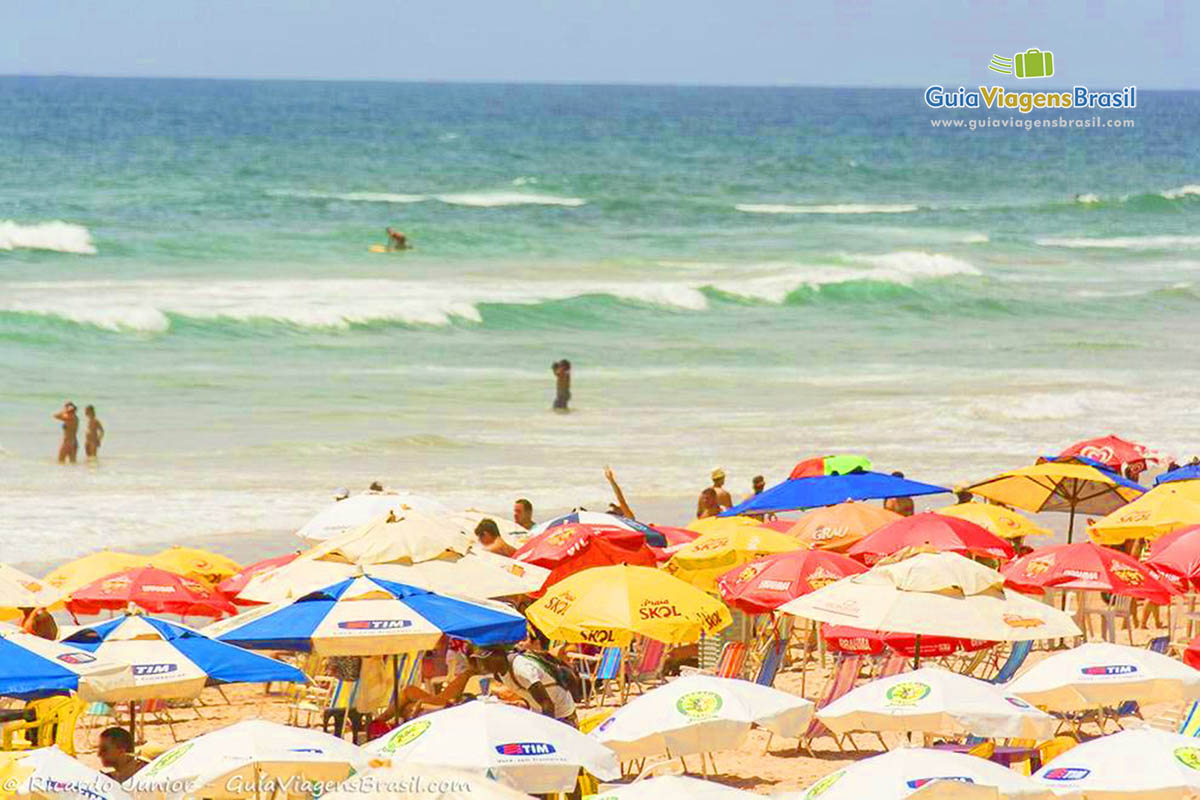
[495,742,557,757]
[1024,556,1054,577]
[379,719,431,752]
[1111,566,1145,585]
[803,770,844,799]
[759,579,793,592]
[675,690,724,719]
[1002,613,1045,629]
[638,599,681,619]
[134,663,179,676]
[55,652,97,665]
[1175,747,1200,770]
[1042,767,1090,781]
[805,567,840,590]
[545,528,577,547]
[1080,664,1137,676]
[337,619,413,630]
[1063,569,1100,581]
[885,681,931,706]
[905,777,975,789]
[100,576,133,593]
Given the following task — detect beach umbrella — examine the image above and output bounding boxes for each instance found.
[1033,728,1200,798]
[1001,542,1176,604]
[645,526,701,562]
[0,564,62,619]
[526,565,731,648]
[816,666,1054,740]
[216,553,300,604]
[964,461,1145,543]
[724,472,950,517]
[527,512,666,546]
[1059,435,1157,472]
[588,776,756,800]
[209,575,526,655]
[365,699,618,793]
[820,625,991,659]
[789,454,873,479]
[236,551,549,605]
[126,719,366,800]
[513,524,656,587]
[663,527,803,591]
[683,516,767,535]
[43,551,146,597]
[67,567,236,618]
[148,547,240,584]
[305,510,473,565]
[0,746,131,800]
[0,628,134,700]
[937,503,1052,540]
[590,674,813,761]
[1006,642,1200,712]
[784,502,902,551]
[325,764,534,800]
[1145,525,1200,591]
[1157,464,1200,486]
[60,613,305,703]
[846,512,1014,566]
[717,550,866,615]
[786,748,1054,800]
[296,491,453,543]
[1089,485,1200,545]
[780,553,1082,662]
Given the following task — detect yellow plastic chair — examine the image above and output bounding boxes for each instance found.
[50,698,86,756]
[2,697,74,752]
[966,741,995,760]
[578,709,614,734]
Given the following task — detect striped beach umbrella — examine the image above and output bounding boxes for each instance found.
[527,512,667,547]
[0,627,134,700]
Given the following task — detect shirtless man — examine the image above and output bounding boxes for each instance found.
[98,727,148,782]
[84,405,105,460]
[474,519,515,557]
[709,468,733,508]
[513,498,535,531]
[696,487,723,519]
[385,227,410,251]
[552,360,571,411]
[53,402,78,464]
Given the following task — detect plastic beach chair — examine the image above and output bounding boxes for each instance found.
[801,654,864,755]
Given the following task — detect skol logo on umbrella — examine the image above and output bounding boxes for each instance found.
[495,742,557,756]
[675,690,724,719]
[56,652,97,664]
[579,628,616,644]
[1080,664,1137,676]
[545,528,577,547]
[734,564,762,584]
[885,681,931,706]
[379,720,431,752]
[543,591,576,615]
[1042,767,1090,781]
[692,536,729,552]
[134,663,179,676]
[638,599,681,619]
[1175,747,1200,770]
[337,619,413,630]
[1111,566,1145,585]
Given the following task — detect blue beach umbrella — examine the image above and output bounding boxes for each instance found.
[529,512,667,547]
[61,614,304,703]
[0,626,134,700]
[206,574,527,655]
[721,471,950,516]
[1158,465,1200,486]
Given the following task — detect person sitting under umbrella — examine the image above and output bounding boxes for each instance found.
[471,646,577,726]
[99,727,148,782]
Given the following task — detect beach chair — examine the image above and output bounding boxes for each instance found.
[800,654,864,755]
[1084,594,1135,644]
[1180,701,1200,737]
[966,740,995,760]
[988,641,1032,685]
[876,653,909,679]
[320,679,356,735]
[592,647,625,705]
[623,639,666,701]
[137,698,178,743]
[714,642,748,679]
[2,696,78,753]
[79,701,116,743]
[288,675,338,727]
[1149,635,1169,654]
[754,638,786,687]
[1011,735,1077,776]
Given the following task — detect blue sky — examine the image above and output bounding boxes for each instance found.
[2,0,1195,88]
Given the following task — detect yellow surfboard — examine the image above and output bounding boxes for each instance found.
[368,245,387,253]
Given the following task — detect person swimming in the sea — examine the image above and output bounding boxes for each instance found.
[385,227,410,251]
[84,405,105,460]
[552,359,571,411]
[53,401,78,464]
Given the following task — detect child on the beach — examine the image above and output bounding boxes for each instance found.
[84,404,105,459]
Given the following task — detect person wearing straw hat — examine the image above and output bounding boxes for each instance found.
[709,468,733,509]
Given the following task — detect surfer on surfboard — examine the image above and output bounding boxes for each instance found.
[385,227,410,251]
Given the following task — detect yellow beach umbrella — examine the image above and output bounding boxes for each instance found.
[150,546,241,583]
[43,550,147,596]
[785,501,902,551]
[937,502,1051,540]
[1089,485,1200,544]
[0,564,63,620]
[684,515,766,535]
[526,564,731,647]
[664,527,803,590]
[964,461,1144,542]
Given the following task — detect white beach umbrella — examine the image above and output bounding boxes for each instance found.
[780,552,1081,643]
[325,764,534,800]
[297,492,453,543]
[591,674,814,760]
[125,719,366,800]
[1033,728,1200,798]
[1007,642,1200,712]
[782,747,1057,800]
[0,746,131,800]
[238,550,547,604]
[0,564,62,616]
[305,510,473,564]
[364,699,619,794]
[594,775,758,800]
[817,666,1055,740]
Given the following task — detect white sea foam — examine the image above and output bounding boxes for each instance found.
[960,233,990,244]
[735,203,920,215]
[1161,184,1200,200]
[1035,235,1200,249]
[267,190,427,204]
[0,221,96,254]
[1074,193,1102,204]
[268,189,584,208]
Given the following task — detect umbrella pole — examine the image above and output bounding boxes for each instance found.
[392,653,401,725]
[128,701,136,741]
[912,634,921,670]
[1067,506,1077,544]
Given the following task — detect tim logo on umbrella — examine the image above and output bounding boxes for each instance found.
[337,619,413,630]
[134,663,179,676]
[495,742,557,757]
[1080,664,1138,676]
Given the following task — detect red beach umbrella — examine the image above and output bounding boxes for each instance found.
[513,523,656,587]
[846,511,1015,565]
[717,550,866,615]
[68,566,237,618]
[217,552,300,604]
[1144,524,1200,591]
[821,625,992,658]
[645,525,701,563]
[1001,541,1176,604]
[1059,435,1157,472]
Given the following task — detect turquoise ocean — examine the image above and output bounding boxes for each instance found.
[2,78,1198,562]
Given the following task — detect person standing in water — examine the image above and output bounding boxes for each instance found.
[53,401,78,464]
[385,227,410,251]
[84,405,105,460]
[552,359,571,411]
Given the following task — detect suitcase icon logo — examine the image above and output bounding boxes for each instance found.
[989,48,1055,79]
